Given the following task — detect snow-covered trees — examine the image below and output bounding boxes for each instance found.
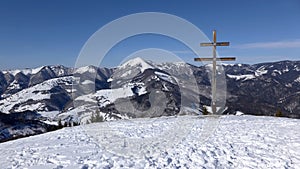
[90,110,104,123]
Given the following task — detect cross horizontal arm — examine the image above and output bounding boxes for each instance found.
[200,42,230,47]
[216,42,230,46]
[194,57,236,61]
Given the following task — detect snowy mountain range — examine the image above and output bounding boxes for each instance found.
[0,58,300,141]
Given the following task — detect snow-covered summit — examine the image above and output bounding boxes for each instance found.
[118,57,154,72]
[109,57,155,80]
[74,65,98,74]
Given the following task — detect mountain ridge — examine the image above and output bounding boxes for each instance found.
[0,59,300,141]
[0,59,299,116]
[2,59,299,73]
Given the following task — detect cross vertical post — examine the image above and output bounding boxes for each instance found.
[212,30,217,114]
[194,30,235,114]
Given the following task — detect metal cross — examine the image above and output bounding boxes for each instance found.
[194,30,235,114]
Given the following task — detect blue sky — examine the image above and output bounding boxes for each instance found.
[0,0,300,70]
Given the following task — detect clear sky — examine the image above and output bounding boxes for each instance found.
[0,0,300,70]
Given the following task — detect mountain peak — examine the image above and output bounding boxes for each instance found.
[118,57,153,72]
[2,66,45,76]
[75,65,98,74]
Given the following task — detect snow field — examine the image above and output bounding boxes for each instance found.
[0,115,299,169]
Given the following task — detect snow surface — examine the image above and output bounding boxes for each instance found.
[0,76,73,113]
[221,63,234,66]
[75,66,97,74]
[255,66,268,77]
[69,82,147,123]
[38,111,60,119]
[31,66,45,74]
[6,80,22,90]
[227,74,256,81]
[14,102,45,112]
[154,71,176,84]
[235,111,244,116]
[0,115,299,169]
[227,65,271,81]
[107,78,113,82]
[81,80,94,85]
[273,69,282,75]
[75,83,140,107]
[283,66,290,73]
[295,76,300,83]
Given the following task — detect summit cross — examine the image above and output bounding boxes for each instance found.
[194,30,235,114]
